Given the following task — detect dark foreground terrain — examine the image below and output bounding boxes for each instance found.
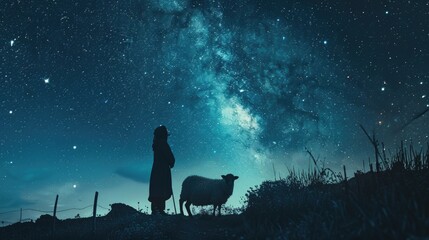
[2,147,429,239]
[0,203,246,240]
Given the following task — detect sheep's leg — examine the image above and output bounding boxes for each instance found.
[213,205,216,216]
[185,201,192,217]
[179,199,184,215]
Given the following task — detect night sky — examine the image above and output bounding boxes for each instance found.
[1,0,428,222]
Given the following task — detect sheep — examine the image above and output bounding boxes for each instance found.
[179,173,239,216]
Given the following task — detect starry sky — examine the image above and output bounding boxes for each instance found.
[1,0,428,222]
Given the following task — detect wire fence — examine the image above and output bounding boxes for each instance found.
[0,192,111,227]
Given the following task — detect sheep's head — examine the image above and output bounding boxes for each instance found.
[221,174,239,183]
[222,174,238,196]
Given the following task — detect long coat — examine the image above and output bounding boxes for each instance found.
[148,141,175,202]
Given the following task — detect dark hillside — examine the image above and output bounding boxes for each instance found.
[243,145,429,239]
[0,203,245,240]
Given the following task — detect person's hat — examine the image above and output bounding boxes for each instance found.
[154,125,169,137]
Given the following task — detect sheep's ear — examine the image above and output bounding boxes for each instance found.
[234,176,239,180]
[221,175,226,179]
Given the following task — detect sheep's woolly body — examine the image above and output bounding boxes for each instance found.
[179,174,238,216]
[181,176,233,206]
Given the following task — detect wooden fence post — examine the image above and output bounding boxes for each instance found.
[93,191,98,234]
[355,172,361,197]
[343,165,348,196]
[53,194,59,236]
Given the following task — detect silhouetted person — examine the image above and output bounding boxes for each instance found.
[148,125,175,215]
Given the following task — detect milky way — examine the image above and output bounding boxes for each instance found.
[1,0,428,223]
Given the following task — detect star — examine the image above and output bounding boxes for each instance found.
[44,78,50,84]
